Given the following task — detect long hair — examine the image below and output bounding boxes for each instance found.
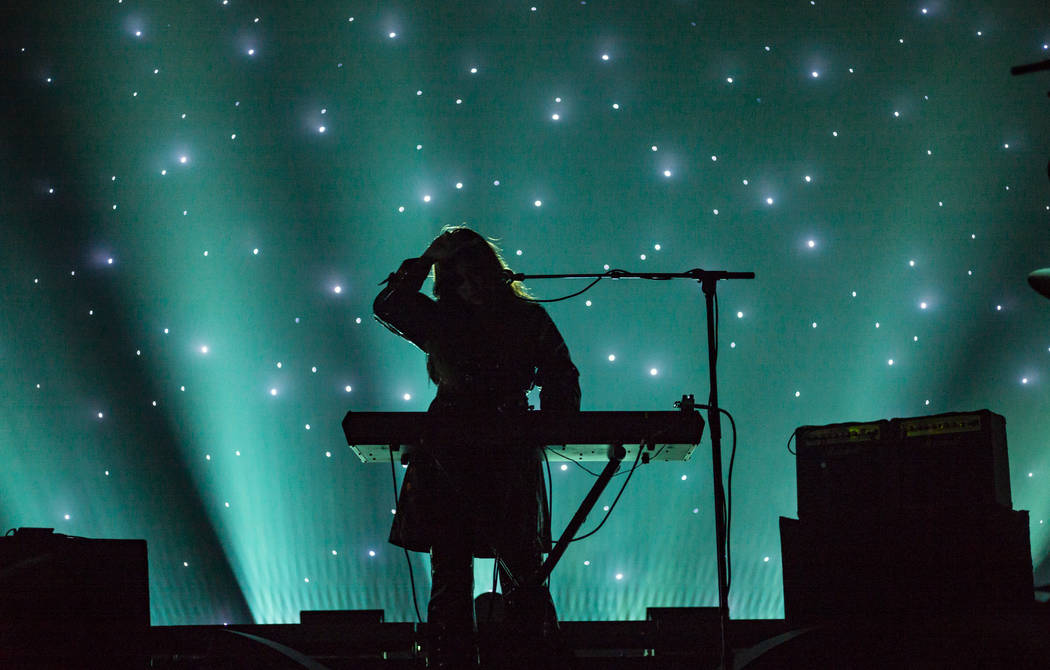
[430,226,532,302]
[425,226,531,387]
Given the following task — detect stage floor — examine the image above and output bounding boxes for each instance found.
[4,607,1050,669]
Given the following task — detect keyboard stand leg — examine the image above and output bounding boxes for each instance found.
[525,443,626,589]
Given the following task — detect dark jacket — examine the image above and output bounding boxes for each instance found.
[374,257,581,556]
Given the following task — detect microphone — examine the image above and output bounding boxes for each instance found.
[1010,59,1050,76]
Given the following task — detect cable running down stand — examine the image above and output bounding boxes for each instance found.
[508,266,754,670]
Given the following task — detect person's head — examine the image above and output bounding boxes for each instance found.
[431,226,528,305]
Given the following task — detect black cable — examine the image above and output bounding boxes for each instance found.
[708,292,728,593]
[786,428,798,455]
[389,449,423,624]
[713,291,719,358]
[543,446,554,590]
[513,276,603,303]
[546,448,606,476]
[684,403,734,588]
[563,440,647,544]
[545,443,668,478]
[542,406,733,588]
[544,448,553,540]
[721,407,737,591]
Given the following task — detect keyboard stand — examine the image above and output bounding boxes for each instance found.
[509,443,628,592]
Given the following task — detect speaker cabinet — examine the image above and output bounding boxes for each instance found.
[795,419,895,523]
[896,410,1010,510]
[780,509,1033,623]
[0,530,149,632]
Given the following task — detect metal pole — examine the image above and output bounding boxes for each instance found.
[703,276,732,670]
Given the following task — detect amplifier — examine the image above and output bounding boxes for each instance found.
[896,410,1010,510]
[795,419,895,523]
[796,410,1010,522]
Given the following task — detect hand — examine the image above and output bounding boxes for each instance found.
[422,234,455,263]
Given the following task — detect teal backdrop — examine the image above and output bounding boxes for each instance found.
[1,0,1048,625]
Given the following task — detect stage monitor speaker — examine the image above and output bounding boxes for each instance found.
[796,410,1010,523]
[0,528,149,632]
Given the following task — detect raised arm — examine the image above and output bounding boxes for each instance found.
[372,233,465,349]
[373,256,438,351]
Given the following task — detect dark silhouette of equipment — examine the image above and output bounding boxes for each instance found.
[1010,58,1050,77]
[0,528,149,666]
[342,409,704,463]
[1028,268,1050,299]
[343,406,705,591]
[795,410,1011,523]
[1012,56,1050,298]
[782,410,1033,623]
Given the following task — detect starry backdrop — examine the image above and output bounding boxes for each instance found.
[1,0,1048,626]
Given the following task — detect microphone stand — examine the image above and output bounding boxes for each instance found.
[509,267,754,670]
[1009,59,1050,296]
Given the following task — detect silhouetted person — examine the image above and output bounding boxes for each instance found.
[374,226,580,669]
